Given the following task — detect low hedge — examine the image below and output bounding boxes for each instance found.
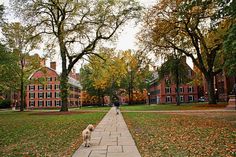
[0,100,11,108]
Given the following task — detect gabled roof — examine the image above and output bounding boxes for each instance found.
[68,76,81,88]
[28,66,81,88]
[28,66,59,80]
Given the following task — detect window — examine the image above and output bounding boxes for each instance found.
[46,101,52,107]
[165,87,171,94]
[54,77,57,81]
[29,93,35,99]
[38,92,44,99]
[188,69,192,76]
[55,92,60,98]
[38,85,44,90]
[166,96,172,103]
[29,101,35,106]
[55,84,60,90]
[46,92,52,98]
[188,86,194,93]
[188,95,194,102]
[180,96,184,102]
[29,85,35,91]
[55,100,61,106]
[165,78,171,85]
[47,77,52,81]
[38,100,44,107]
[46,84,52,90]
[180,87,184,93]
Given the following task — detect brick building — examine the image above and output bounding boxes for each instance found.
[203,71,236,102]
[149,63,199,104]
[25,62,81,109]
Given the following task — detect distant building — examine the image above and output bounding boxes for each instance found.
[148,59,199,104]
[203,71,236,102]
[25,62,81,109]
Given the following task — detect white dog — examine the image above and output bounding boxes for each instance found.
[82,124,94,147]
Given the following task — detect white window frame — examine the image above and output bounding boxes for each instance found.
[29,101,35,107]
[188,86,193,93]
[55,84,60,90]
[46,100,52,107]
[188,95,194,102]
[38,100,44,107]
[46,92,52,98]
[38,85,44,90]
[166,96,171,103]
[38,92,44,99]
[46,84,52,90]
[55,100,61,106]
[29,85,35,91]
[180,96,184,102]
[55,92,60,98]
[165,87,171,94]
[47,77,52,81]
[29,93,35,99]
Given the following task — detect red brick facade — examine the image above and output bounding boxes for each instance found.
[149,77,198,104]
[149,62,199,104]
[26,67,81,108]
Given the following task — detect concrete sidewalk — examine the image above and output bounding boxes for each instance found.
[72,107,141,157]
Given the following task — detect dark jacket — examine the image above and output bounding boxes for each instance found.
[114,101,120,107]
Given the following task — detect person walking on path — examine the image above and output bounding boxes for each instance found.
[113,97,120,115]
[114,100,120,115]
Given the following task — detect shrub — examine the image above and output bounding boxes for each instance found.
[0,100,11,108]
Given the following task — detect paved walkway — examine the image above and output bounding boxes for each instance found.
[72,107,141,157]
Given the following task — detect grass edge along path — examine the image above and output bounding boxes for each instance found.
[121,102,228,111]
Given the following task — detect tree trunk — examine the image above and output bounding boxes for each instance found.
[102,94,105,106]
[206,74,217,104]
[59,38,69,111]
[60,70,69,111]
[175,60,180,106]
[128,85,131,105]
[20,59,24,112]
[176,80,180,106]
[20,74,24,111]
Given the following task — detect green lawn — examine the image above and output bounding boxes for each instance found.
[0,110,105,157]
[123,112,236,157]
[121,102,228,111]
[71,105,111,111]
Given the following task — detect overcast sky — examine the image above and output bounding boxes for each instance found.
[0,0,156,51]
[0,0,159,72]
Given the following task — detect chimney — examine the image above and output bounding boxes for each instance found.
[40,58,46,66]
[50,62,56,70]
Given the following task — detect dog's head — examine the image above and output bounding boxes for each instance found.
[87,124,94,132]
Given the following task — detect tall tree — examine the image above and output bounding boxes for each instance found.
[139,0,232,104]
[13,0,142,111]
[221,0,236,76]
[158,53,189,106]
[80,49,151,105]
[2,22,41,111]
[223,24,236,76]
[0,44,20,92]
[120,50,151,104]
[0,4,4,25]
[80,48,127,104]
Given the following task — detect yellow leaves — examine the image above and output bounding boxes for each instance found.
[190,6,202,15]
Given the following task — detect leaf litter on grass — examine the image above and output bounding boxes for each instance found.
[123,112,236,157]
